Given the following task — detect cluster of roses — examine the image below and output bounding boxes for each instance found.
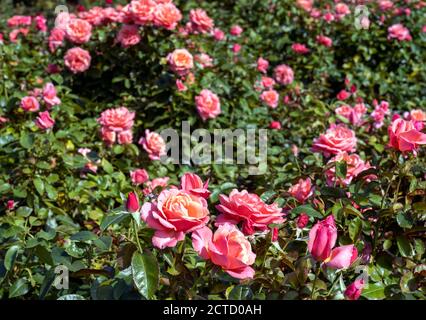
[97,107,135,145]
[125,172,286,279]
[19,82,61,130]
[2,14,47,43]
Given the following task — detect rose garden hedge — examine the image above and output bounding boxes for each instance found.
[0,0,425,300]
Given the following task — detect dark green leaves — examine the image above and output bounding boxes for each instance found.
[131,251,159,299]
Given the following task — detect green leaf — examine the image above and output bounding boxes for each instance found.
[228,285,253,300]
[362,283,386,300]
[70,231,97,242]
[9,278,29,298]
[101,159,114,174]
[100,212,131,231]
[4,245,20,271]
[396,212,413,229]
[291,205,323,218]
[396,236,413,257]
[131,251,159,299]
[335,161,347,179]
[33,177,45,196]
[19,132,34,149]
[349,218,362,241]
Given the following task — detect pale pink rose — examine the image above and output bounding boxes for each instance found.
[139,129,167,160]
[84,162,98,174]
[141,188,210,249]
[97,107,135,132]
[143,177,170,195]
[127,0,156,25]
[274,64,294,85]
[230,25,243,36]
[257,57,269,73]
[335,104,366,126]
[35,15,47,32]
[260,89,279,108]
[335,3,350,18]
[65,18,92,44]
[55,12,73,31]
[194,53,213,68]
[167,49,193,75]
[312,124,357,157]
[288,178,314,203]
[291,43,310,54]
[176,79,187,91]
[388,24,412,41]
[0,116,8,125]
[296,0,314,12]
[215,189,285,235]
[117,130,133,145]
[189,9,214,33]
[130,169,150,185]
[325,244,358,269]
[410,109,426,122]
[117,24,141,48]
[371,100,390,128]
[7,15,32,27]
[78,148,91,156]
[378,0,394,11]
[325,152,374,186]
[261,76,275,89]
[316,35,333,47]
[101,127,116,145]
[20,96,40,112]
[180,173,210,199]
[102,7,124,24]
[192,224,256,279]
[48,28,66,53]
[35,111,55,130]
[213,28,225,41]
[42,83,61,107]
[153,3,182,30]
[78,6,105,26]
[195,89,221,121]
[64,47,91,74]
[388,118,426,153]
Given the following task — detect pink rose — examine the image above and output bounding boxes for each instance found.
[101,127,116,145]
[48,28,66,53]
[7,15,32,27]
[143,177,170,195]
[78,6,105,25]
[274,64,294,85]
[388,118,426,153]
[130,169,150,185]
[291,43,310,54]
[189,9,214,33]
[213,28,225,41]
[117,130,133,145]
[127,0,156,25]
[378,0,394,11]
[98,107,135,132]
[42,83,61,107]
[337,89,350,101]
[180,173,210,199]
[308,215,337,261]
[316,35,333,47]
[296,0,314,12]
[296,213,309,229]
[126,192,140,213]
[35,111,55,130]
[141,189,210,249]
[176,79,187,91]
[65,18,92,44]
[195,89,221,121]
[388,24,412,41]
[325,244,358,269]
[64,47,91,74]
[195,53,213,69]
[215,189,285,235]
[260,89,279,108]
[139,129,167,160]
[153,3,182,30]
[344,278,365,300]
[269,121,281,129]
[20,96,40,112]
[192,224,256,279]
[288,178,314,203]
[232,43,242,54]
[230,25,243,36]
[325,152,374,186]
[335,104,366,126]
[257,57,269,73]
[35,15,47,32]
[167,49,193,75]
[117,24,141,48]
[312,124,357,157]
[335,3,350,18]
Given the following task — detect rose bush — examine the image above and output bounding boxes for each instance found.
[0,0,425,301]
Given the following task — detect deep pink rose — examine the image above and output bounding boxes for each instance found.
[308,215,337,261]
[64,47,91,74]
[192,224,256,279]
[126,192,140,213]
[35,111,55,130]
[296,213,309,229]
[337,89,350,101]
[388,118,426,153]
[274,64,294,85]
[312,124,357,157]
[344,278,365,300]
[230,25,243,36]
[180,173,210,199]
[316,35,333,47]
[291,43,310,54]
[42,83,61,107]
[130,169,150,185]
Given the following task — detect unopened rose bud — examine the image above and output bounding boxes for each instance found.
[126,192,140,213]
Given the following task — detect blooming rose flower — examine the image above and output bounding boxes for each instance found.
[7,15,32,27]
[316,35,333,47]
[325,152,374,186]
[9,28,29,43]
[35,15,47,32]
[117,130,133,144]
[325,244,358,269]
[167,49,193,75]
[195,53,213,68]
[101,127,116,145]
[232,43,241,54]
[230,25,243,36]
[215,189,285,235]
[102,7,123,24]
[213,28,225,41]
[410,109,426,130]
[48,28,66,53]
[274,64,294,85]
[388,24,412,41]
[337,89,350,101]
[388,118,426,153]
[78,6,105,25]
[257,57,269,73]
[42,83,61,107]
[117,24,141,48]
[335,3,350,18]
[6,200,15,210]
[20,96,40,112]
[180,173,210,199]
[296,0,314,12]
[64,47,91,74]
[98,107,135,132]
[288,178,314,203]
[371,100,390,128]
[153,3,182,30]
[308,215,337,261]
[344,278,365,300]
[130,169,150,185]
[260,89,279,108]
[65,18,92,44]
[35,111,55,130]
[335,104,366,126]
[291,43,310,54]
[260,76,276,89]
[192,224,256,279]
[269,121,281,129]
[378,0,394,11]
[127,0,156,25]
[195,89,221,121]
[176,79,187,91]
[312,124,357,157]
[141,188,210,248]
[139,129,167,160]
[189,9,214,33]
